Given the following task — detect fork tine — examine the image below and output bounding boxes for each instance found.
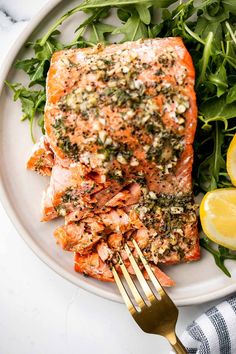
[124,244,155,302]
[132,239,165,298]
[117,254,145,309]
[112,267,136,315]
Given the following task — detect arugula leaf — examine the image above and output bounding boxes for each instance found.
[112,12,148,41]
[200,96,236,122]
[79,0,176,8]
[197,31,214,86]
[16,59,48,88]
[117,8,131,22]
[208,65,228,97]
[76,7,110,31]
[5,82,45,142]
[196,0,230,23]
[226,85,236,104]
[15,58,39,73]
[89,23,115,43]
[33,33,63,61]
[222,0,236,14]
[200,238,236,277]
[16,31,62,87]
[135,4,151,25]
[197,122,225,191]
[39,0,176,46]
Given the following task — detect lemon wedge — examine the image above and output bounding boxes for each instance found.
[227,134,236,186]
[200,188,236,250]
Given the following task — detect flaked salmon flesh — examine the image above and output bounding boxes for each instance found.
[27,38,200,285]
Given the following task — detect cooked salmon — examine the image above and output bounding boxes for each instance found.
[27,136,54,176]
[27,37,200,285]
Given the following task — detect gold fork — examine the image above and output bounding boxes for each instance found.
[112,239,187,354]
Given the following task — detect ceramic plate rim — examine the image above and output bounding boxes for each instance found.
[0,0,236,305]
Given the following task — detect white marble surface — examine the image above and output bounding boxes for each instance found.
[0,1,220,354]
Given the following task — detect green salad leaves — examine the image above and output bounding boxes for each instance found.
[7,0,236,275]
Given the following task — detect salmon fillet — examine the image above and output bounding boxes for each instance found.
[27,38,200,284]
[27,136,54,176]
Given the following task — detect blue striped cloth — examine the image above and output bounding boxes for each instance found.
[171,296,236,354]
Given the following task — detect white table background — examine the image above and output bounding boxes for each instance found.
[0,1,220,353]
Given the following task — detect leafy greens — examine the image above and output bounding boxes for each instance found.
[6,0,236,275]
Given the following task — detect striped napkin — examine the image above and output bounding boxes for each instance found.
[171,296,236,354]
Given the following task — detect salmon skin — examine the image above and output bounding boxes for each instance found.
[27,38,200,284]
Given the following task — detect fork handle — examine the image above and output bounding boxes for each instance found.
[170,336,188,354]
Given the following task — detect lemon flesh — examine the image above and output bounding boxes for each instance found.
[200,188,236,250]
[227,134,236,186]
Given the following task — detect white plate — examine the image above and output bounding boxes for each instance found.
[0,0,236,306]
